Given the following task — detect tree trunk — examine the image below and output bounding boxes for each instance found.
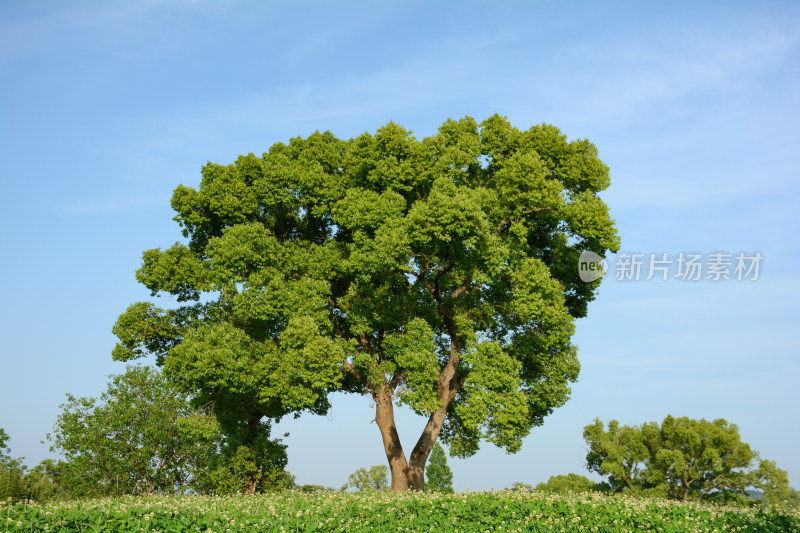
[239,412,264,495]
[407,402,450,490]
[375,391,411,492]
[242,478,259,495]
[623,476,633,490]
[407,456,426,491]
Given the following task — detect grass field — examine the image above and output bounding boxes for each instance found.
[3,490,799,532]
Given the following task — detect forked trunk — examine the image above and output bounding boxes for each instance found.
[375,390,451,492]
[371,312,463,492]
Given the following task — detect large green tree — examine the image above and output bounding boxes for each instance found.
[113,115,619,491]
[647,416,789,503]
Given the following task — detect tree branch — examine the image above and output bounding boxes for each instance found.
[389,369,405,390]
[433,261,454,288]
[451,276,473,300]
[359,332,374,354]
[342,359,369,389]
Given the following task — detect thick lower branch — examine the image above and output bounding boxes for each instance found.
[406,316,463,490]
[342,359,369,389]
[374,391,410,492]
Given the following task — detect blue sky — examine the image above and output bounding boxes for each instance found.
[1,1,798,491]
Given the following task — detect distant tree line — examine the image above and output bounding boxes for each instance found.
[5,365,794,507]
[1,428,67,502]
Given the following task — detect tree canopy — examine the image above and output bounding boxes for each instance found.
[113,114,619,491]
[584,416,792,503]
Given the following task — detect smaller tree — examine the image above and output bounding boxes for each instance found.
[764,485,800,509]
[426,443,454,493]
[195,439,292,495]
[583,418,651,492]
[0,428,28,501]
[343,465,389,492]
[755,458,798,509]
[20,459,72,502]
[646,416,781,502]
[50,365,222,497]
[297,483,333,493]
[535,473,602,494]
[584,415,792,503]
